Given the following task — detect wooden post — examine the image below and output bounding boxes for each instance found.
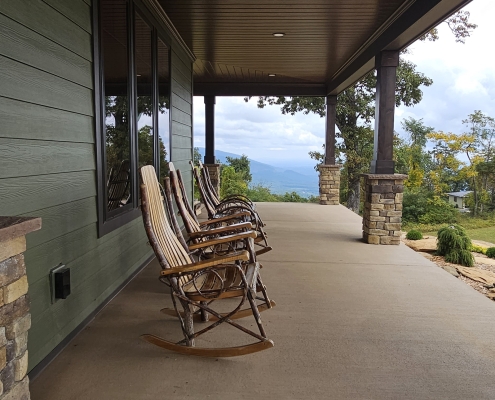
[324,95,337,165]
[204,95,216,164]
[371,51,399,175]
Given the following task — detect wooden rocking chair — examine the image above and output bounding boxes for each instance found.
[168,164,272,257]
[160,173,275,320]
[190,161,269,241]
[199,160,255,209]
[107,159,131,211]
[140,165,274,357]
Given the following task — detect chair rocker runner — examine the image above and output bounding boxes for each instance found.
[140,165,274,357]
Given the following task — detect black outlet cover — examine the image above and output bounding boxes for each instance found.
[54,267,71,299]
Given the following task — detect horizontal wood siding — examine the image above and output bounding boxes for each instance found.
[0,0,152,371]
[171,47,194,202]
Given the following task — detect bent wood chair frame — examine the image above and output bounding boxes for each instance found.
[139,165,274,356]
[190,161,270,251]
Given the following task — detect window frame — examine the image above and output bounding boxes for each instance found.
[93,0,172,237]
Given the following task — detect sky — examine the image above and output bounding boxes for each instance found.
[193,0,495,169]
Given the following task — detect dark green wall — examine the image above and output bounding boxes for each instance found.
[0,0,193,371]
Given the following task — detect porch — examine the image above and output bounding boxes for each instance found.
[30,203,495,399]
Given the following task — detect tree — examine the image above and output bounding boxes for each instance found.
[225,154,252,183]
[246,10,476,213]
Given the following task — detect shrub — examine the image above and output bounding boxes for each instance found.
[471,244,487,255]
[486,247,495,259]
[406,230,423,240]
[437,224,474,267]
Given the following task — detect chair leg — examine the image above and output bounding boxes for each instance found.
[246,289,267,338]
[200,301,209,322]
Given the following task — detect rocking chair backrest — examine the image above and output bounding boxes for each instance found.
[198,160,221,204]
[190,161,218,218]
[140,165,193,286]
[168,168,202,236]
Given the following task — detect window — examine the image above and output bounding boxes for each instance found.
[94,0,171,236]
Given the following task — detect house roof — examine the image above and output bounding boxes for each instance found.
[447,191,473,198]
[159,0,472,96]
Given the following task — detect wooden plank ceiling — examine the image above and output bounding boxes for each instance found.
[158,0,472,96]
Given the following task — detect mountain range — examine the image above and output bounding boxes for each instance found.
[196,148,319,197]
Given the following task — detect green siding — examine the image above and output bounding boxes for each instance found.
[171,48,194,203]
[0,0,160,372]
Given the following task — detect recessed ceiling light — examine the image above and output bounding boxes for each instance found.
[272,33,285,37]
[268,74,276,77]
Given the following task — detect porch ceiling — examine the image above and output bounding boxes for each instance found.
[159,0,472,96]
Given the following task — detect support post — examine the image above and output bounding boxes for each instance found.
[319,95,341,205]
[371,51,399,175]
[204,95,216,165]
[0,216,41,399]
[363,51,406,244]
[324,95,337,165]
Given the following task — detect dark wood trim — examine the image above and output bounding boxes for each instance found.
[324,95,337,165]
[194,82,327,97]
[151,26,160,176]
[129,1,139,208]
[28,254,155,381]
[204,95,215,164]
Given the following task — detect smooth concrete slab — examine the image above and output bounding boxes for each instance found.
[31,203,495,399]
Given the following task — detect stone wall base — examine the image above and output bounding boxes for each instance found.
[318,165,342,205]
[362,174,407,245]
[204,163,221,197]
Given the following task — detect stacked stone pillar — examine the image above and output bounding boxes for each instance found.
[0,217,41,400]
[204,164,221,196]
[362,174,407,245]
[318,165,342,205]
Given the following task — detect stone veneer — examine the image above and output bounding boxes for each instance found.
[362,174,407,245]
[0,217,41,400]
[318,165,342,205]
[204,163,221,196]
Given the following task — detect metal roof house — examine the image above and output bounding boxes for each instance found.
[0,0,472,396]
[447,190,473,208]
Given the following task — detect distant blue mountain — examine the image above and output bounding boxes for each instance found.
[197,148,319,197]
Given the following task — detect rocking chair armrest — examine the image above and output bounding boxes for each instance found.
[189,222,252,238]
[198,211,251,226]
[188,230,257,250]
[160,250,250,277]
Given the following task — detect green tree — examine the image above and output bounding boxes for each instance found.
[220,166,248,198]
[225,154,252,183]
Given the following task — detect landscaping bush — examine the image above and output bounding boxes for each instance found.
[486,247,495,259]
[406,230,423,240]
[437,225,474,267]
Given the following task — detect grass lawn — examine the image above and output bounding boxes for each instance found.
[465,226,495,244]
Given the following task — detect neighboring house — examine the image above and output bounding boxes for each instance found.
[447,191,473,209]
[0,0,470,381]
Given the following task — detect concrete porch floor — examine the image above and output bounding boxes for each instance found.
[31,203,495,399]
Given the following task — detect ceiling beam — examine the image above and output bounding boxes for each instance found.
[193,82,327,97]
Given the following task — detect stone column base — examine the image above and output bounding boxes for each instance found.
[204,163,221,197]
[361,174,407,245]
[0,216,41,400]
[318,165,342,205]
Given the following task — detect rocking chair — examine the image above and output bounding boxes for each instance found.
[140,165,274,357]
[168,164,272,257]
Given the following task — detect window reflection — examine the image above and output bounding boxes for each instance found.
[102,0,132,212]
[135,14,154,169]
[158,38,170,183]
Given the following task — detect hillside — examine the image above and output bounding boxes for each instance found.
[196,148,319,197]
